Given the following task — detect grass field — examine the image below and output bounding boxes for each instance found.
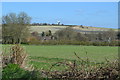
[24,45,118,61]
[30,25,117,34]
[3,45,118,70]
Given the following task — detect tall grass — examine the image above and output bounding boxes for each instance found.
[2,44,33,70]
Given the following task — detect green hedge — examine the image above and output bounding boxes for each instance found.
[28,40,119,46]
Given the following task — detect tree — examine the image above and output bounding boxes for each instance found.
[75,33,88,41]
[41,31,45,37]
[117,31,120,40]
[97,32,103,41]
[54,27,88,41]
[54,27,77,40]
[102,29,116,42]
[2,12,31,44]
[85,32,97,42]
[48,30,52,36]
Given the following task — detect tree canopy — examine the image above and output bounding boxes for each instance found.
[2,12,31,44]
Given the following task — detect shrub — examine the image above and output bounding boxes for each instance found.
[2,44,33,70]
[42,53,119,80]
[2,45,42,80]
[27,36,40,45]
[2,64,43,80]
[2,64,30,80]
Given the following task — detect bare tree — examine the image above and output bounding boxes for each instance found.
[54,27,76,40]
[103,29,116,42]
[74,33,88,41]
[2,12,31,44]
[54,27,87,41]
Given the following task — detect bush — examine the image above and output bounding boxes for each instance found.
[2,45,44,80]
[2,64,43,80]
[2,44,31,70]
[43,53,119,80]
[2,64,30,80]
[27,36,40,45]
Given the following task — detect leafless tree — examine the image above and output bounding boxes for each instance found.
[2,12,31,44]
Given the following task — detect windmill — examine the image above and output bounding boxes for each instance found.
[57,21,60,25]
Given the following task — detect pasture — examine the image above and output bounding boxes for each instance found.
[24,45,118,61]
[2,45,118,70]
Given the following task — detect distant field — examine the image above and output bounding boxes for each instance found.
[30,25,116,34]
[30,26,68,33]
[3,45,118,70]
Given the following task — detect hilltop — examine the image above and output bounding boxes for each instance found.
[30,25,118,34]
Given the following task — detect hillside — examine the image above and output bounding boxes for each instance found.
[30,25,118,34]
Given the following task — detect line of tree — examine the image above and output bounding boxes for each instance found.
[31,23,64,26]
[2,12,120,46]
[27,27,119,46]
[54,27,118,42]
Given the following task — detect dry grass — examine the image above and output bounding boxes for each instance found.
[30,25,116,34]
[2,44,34,71]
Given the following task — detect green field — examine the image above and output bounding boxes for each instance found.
[3,45,118,70]
[24,45,118,61]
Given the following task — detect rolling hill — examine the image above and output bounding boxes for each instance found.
[30,25,118,34]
